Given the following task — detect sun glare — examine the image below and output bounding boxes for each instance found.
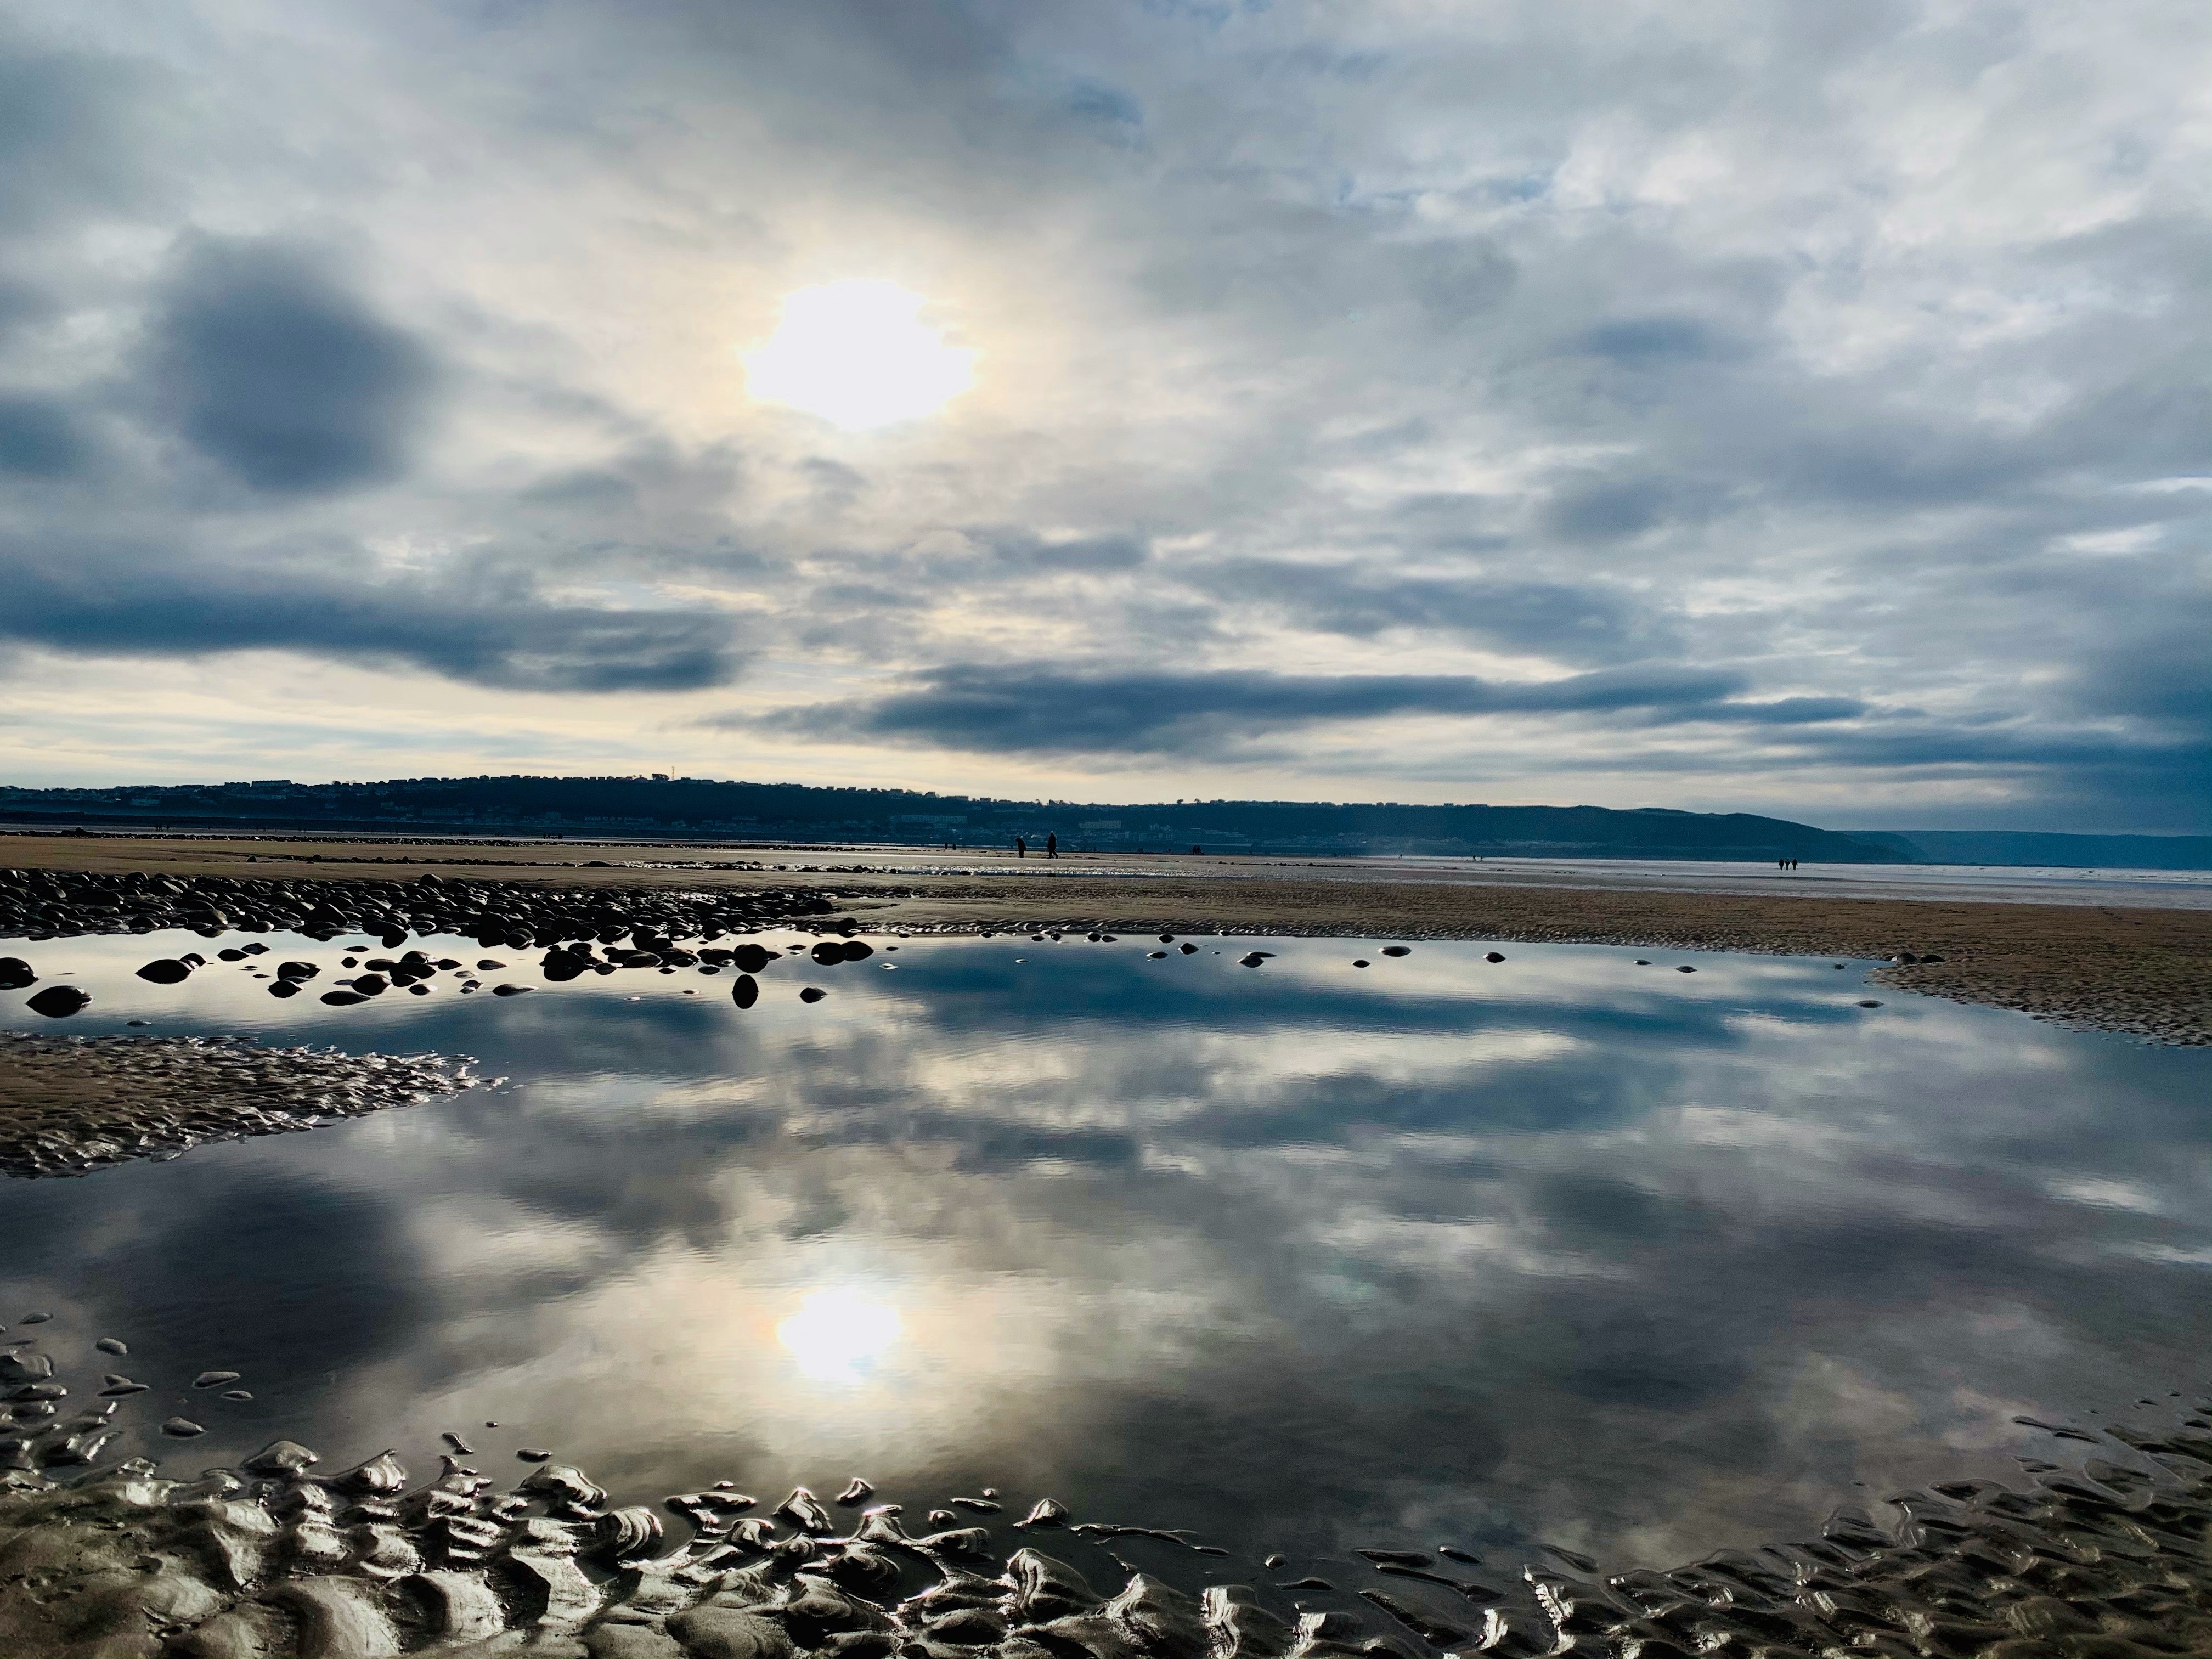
[743,281,975,431]
[776,1286,904,1383]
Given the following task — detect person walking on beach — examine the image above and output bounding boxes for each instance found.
[1046,833,1058,859]
[1015,836,1027,858]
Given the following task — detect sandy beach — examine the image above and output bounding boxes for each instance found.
[4,831,2207,1047]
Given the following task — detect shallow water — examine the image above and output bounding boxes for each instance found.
[3,928,2208,1586]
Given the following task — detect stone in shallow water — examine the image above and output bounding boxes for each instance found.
[0,957,35,989]
[0,1352,54,1383]
[493,984,532,996]
[517,1447,552,1462]
[1381,946,1410,957]
[837,1477,874,1505]
[799,986,827,1003]
[1484,952,1506,963]
[194,1370,242,1389]
[221,1389,252,1401]
[162,1416,206,1436]
[26,985,90,1017]
[137,958,194,983]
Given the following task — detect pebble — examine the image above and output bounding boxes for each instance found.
[192,1370,241,1389]
[517,1447,552,1462]
[221,1390,252,1401]
[1677,965,1697,973]
[492,984,531,996]
[1381,946,1410,957]
[160,1417,206,1437]
[1858,999,1883,1008]
[25,985,90,1018]
[94,1338,126,1356]
[837,1478,875,1504]
[1352,959,1369,967]
[799,986,827,1003]
[1484,952,1505,963]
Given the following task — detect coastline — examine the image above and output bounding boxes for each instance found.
[2,833,2207,1046]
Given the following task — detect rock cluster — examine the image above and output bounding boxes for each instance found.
[0,868,838,952]
[3,1340,2210,1659]
[0,1035,476,1179]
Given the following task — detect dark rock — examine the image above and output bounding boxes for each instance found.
[353,973,390,995]
[137,958,194,984]
[161,1416,207,1436]
[517,1447,552,1462]
[1858,1000,1883,1008]
[1381,946,1410,957]
[732,974,760,1009]
[837,1477,874,1505]
[1677,964,1697,973]
[320,990,369,1006]
[194,1370,242,1389]
[1019,1498,1070,1527]
[1238,953,1269,967]
[269,979,301,998]
[799,986,827,1003]
[1179,943,1197,954]
[95,1337,127,1356]
[0,1352,54,1383]
[0,957,34,989]
[492,984,532,996]
[1483,952,1505,963]
[26,985,90,1017]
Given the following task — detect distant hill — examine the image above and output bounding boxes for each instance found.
[1864,831,2212,871]
[0,775,1911,863]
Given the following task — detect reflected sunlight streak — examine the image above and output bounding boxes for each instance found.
[776,1286,904,1383]
[744,281,975,430]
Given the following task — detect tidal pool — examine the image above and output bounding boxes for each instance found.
[2,927,2207,1589]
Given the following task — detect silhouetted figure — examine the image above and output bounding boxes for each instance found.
[1046,833,1058,859]
[1015,837,1027,858]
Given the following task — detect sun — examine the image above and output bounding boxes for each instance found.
[743,281,975,431]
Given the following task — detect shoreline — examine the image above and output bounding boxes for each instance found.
[2,836,2207,1046]
[0,1034,479,1180]
[1,1336,2207,1658]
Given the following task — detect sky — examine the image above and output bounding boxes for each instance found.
[0,0,2205,831]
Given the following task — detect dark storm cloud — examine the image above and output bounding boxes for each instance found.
[0,535,746,692]
[757,662,1861,755]
[143,239,439,494]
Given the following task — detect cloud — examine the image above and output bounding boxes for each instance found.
[0,535,747,692]
[754,662,1862,756]
[0,394,86,477]
[1184,562,1673,664]
[0,1,2203,823]
[143,238,438,495]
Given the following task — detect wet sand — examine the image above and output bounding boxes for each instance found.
[2,1328,2209,1659]
[0,1035,477,1178]
[3,832,2208,1044]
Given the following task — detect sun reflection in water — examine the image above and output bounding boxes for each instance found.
[776,1287,904,1383]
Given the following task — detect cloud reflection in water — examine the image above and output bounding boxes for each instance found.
[0,930,2205,1576]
